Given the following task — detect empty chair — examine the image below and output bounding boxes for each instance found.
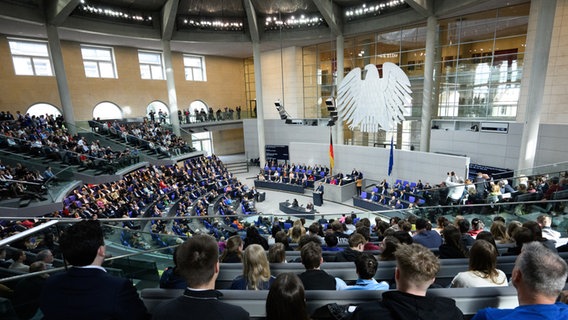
[361,191,368,199]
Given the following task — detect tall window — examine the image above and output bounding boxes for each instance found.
[184,55,206,81]
[80,45,117,78]
[138,51,164,80]
[8,39,53,76]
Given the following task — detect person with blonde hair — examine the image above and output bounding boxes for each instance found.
[230,244,275,290]
[451,240,507,288]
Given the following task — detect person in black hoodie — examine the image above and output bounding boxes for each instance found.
[334,233,365,262]
[351,243,464,320]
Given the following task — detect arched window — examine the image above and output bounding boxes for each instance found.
[93,102,123,120]
[189,100,208,114]
[147,101,169,123]
[27,103,62,117]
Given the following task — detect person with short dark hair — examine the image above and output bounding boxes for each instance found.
[351,244,464,320]
[457,219,475,247]
[9,249,29,272]
[472,242,568,320]
[159,247,186,289]
[298,242,346,290]
[40,220,149,320]
[322,233,343,252]
[152,234,249,320]
[412,218,442,248]
[266,273,309,320]
[343,253,388,291]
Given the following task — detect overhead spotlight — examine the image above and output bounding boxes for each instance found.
[327,119,336,126]
[203,128,208,131]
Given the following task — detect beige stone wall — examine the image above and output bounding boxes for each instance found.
[540,0,568,124]
[212,128,245,155]
[0,35,246,120]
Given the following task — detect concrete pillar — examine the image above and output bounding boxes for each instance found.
[336,34,344,145]
[419,15,437,152]
[162,40,180,136]
[518,0,557,171]
[253,42,267,166]
[46,24,76,135]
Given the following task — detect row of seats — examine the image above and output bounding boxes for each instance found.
[141,286,520,319]
[214,254,532,289]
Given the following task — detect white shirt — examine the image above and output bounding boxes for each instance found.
[450,269,508,288]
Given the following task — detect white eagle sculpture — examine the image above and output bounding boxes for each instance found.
[337,62,412,133]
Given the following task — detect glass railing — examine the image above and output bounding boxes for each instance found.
[0,195,566,292]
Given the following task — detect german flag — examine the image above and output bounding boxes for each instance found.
[329,131,334,172]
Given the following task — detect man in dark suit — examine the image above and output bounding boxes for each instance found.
[40,220,149,320]
[315,181,325,204]
[152,234,249,320]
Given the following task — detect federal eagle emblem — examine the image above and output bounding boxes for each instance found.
[337,62,412,133]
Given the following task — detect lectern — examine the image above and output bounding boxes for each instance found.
[313,191,323,206]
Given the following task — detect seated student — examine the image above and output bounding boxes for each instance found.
[412,218,442,249]
[159,247,187,289]
[322,233,343,252]
[472,242,568,320]
[40,220,149,320]
[343,254,389,291]
[298,242,347,290]
[230,244,276,290]
[266,273,309,320]
[335,233,365,262]
[351,244,464,320]
[220,235,243,263]
[268,243,287,263]
[152,234,249,320]
[450,240,507,288]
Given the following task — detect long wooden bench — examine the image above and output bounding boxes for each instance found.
[141,286,520,320]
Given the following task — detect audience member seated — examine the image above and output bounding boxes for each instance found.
[220,235,243,263]
[268,243,287,264]
[450,240,507,288]
[9,249,29,273]
[351,243,464,320]
[152,234,249,320]
[439,225,469,259]
[266,273,309,320]
[297,242,346,290]
[322,233,343,252]
[412,218,442,248]
[343,253,389,291]
[159,247,187,290]
[230,244,275,290]
[334,233,365,262]
[472,242,568,320]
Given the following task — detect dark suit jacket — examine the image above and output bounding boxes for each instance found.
[40,267,149,320]
[151,288,249,320]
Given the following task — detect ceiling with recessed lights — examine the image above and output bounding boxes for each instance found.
[0,0,529,58]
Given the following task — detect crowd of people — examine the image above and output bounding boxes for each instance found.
[0,111,139,174]
[149,106,244,125]
[91,118,194,158]
[11,219,566,320]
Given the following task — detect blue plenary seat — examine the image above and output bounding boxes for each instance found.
[361,191,368,199]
